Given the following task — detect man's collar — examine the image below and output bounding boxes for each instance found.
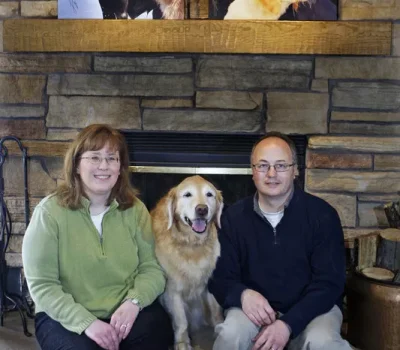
[253,187,295,216]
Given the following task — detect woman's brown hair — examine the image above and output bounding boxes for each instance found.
[55,124,137,210]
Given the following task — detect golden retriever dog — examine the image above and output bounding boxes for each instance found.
[151,175,224,350]
[225,0,310,19]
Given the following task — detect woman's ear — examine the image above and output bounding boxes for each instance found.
[74,154,80,174]
[215,190,224,229]
[166,188,176,230]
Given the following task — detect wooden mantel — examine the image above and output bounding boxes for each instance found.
[2,19,392,55]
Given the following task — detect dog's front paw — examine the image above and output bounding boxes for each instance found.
[174,342,193,350]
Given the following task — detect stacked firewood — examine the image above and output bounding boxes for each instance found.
[355,201,400,284]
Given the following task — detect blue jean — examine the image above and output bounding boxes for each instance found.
[35,301,174,350]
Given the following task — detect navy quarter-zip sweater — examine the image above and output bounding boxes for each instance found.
[208,188,346,338]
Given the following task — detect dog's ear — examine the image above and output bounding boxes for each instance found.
[166,188,176,230]
[215,190,224,229]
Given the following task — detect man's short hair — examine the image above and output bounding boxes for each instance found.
[251,132,298,165]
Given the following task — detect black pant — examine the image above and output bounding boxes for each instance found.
[35,301,174,350]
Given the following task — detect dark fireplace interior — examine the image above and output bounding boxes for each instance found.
[123,132,307,211]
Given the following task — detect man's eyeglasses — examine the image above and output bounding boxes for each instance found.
[252,163,295,173]
[81,156,119,165]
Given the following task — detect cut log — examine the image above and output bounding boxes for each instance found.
[384,201,400,228]
[379,228,400,241]
[376,228,400,272]
[361,267,394,281]
[345,239,355,249]
[356,233,379,270]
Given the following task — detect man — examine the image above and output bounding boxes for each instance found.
[209,132,352,350]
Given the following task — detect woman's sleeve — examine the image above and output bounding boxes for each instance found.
[123,201,166,307]
[22,205,97,334]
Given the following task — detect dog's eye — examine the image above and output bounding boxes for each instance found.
[206,192,213,197]
[183,192,192,198]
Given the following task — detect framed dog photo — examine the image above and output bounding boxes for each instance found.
[58,0,186,19]
[209,0,338,20]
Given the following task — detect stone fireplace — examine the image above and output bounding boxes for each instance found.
[2,51,400,274]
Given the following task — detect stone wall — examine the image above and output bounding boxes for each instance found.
[0,1,399,267]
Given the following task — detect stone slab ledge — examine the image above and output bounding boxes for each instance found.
[309,136,400,153]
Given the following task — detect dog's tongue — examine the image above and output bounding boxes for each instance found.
[192,219,207,233]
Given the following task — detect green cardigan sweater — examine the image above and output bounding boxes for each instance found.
[22,195,166,334]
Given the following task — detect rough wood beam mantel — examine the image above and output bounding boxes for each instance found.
[5,141,70,157]
[2,19,391,55]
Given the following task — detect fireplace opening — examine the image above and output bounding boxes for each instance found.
[122,132,307,211]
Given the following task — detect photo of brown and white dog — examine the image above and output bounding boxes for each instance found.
[225,0,311,19]
[151,175,224,350]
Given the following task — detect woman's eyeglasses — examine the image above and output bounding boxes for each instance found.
[80,156,119,165]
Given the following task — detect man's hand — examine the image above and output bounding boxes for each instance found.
[241,289,276,327]
[252,320,291,350]
[84,319,119,350]
[110,300,140,342]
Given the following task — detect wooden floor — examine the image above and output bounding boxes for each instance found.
[0,311,37,350]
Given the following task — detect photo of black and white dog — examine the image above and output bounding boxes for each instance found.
[99,0,162,19]
[59,0,185,19]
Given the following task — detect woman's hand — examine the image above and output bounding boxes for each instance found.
[84,319,119,350]
[110,300,140,342]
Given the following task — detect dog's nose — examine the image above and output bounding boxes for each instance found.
[196,204,208,217]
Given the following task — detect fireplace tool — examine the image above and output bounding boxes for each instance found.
[0,135,34,336]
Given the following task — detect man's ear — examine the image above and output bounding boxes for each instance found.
[166,188,176,230]
[294,164,299,177]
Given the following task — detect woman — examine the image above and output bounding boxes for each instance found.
[22,124,173,350]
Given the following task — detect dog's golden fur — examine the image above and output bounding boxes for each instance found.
[155,0,309,19]
[151,176,224,350]
[225,0,309,19]
[156,0,184,19]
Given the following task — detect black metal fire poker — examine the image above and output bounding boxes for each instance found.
[0,136,33,337]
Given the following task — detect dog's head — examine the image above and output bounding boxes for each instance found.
[165,175,223,235]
